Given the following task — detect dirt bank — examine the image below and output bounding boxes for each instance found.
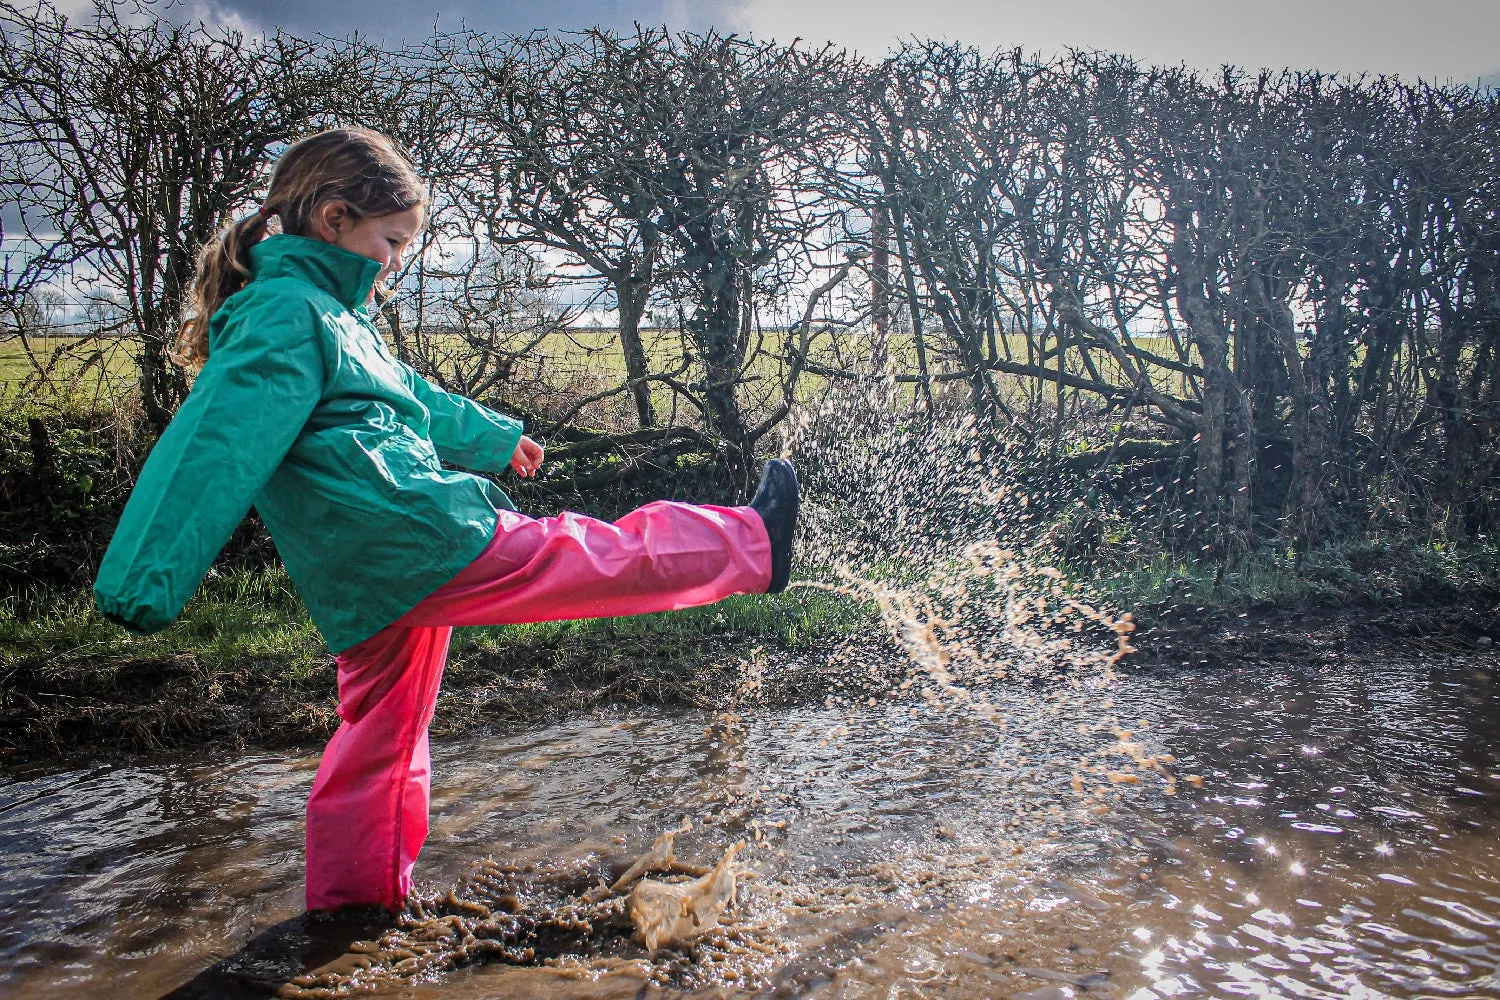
[1130,595,1500,670]
[0,628,887,764]
[3,596,1497,766]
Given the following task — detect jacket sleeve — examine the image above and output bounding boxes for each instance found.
[93,295,326,636]
[399,363,524,474]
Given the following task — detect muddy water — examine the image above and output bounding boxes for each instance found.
[4,650,1500,998]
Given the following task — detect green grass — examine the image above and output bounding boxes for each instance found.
[1,564,868,670]
[0,335,140,401]
[1069,536,1500,616]
[1,566,330,687]
[453,585,870,656]
[0,562,874,755]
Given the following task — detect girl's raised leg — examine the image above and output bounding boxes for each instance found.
[306,495,778,909]
[396,501,772,629]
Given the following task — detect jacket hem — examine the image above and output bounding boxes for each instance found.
[319,509,502,655]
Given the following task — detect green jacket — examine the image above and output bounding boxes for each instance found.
[94,235,525,653]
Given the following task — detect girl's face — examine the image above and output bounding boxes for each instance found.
[318,203,425,290]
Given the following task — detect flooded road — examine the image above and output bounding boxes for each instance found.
[4,648,1500,998]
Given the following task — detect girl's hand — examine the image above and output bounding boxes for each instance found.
[510,435,544,478]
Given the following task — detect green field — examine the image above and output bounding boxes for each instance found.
[0,335,140,415]
[2,326,1196,425]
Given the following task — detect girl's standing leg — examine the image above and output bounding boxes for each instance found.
[305,623,452,911]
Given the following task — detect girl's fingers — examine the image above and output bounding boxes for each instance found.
[511,436,544,477]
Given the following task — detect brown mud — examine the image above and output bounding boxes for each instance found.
[4,594,1495,764]
[163,834,754,1000]
[1131,595,1500,669]
[0,629,894,762]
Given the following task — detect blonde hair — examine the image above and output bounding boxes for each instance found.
[176,127,427,368]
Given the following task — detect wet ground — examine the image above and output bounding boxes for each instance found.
[4,626,1500,999]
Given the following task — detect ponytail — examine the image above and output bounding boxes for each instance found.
[174,209,273,369]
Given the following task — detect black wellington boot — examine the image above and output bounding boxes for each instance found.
[749,459,799,594]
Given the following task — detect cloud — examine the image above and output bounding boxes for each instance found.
[28,0,98,16]
[134,0,745,44]
[160,0,264,35]
[726,0,1500,81]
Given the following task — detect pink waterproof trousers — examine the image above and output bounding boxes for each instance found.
[304,501,771,910]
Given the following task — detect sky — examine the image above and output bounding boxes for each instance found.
[58,0,1500,84]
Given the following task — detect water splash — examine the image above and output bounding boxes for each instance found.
[772,383,1176,819]
[276,834,778,996]
[281,383,1183,993]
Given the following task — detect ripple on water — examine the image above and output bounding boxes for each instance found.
[2,652,1500,998]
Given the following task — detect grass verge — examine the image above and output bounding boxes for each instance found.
[0,567,875,760]
[5,536,1497,763]
[1075,536,1500,619]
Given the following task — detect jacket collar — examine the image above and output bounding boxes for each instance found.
[248,234,381,312]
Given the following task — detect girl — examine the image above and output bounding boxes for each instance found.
[94,127,798,912]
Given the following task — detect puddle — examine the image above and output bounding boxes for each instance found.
[4,650,1500,997]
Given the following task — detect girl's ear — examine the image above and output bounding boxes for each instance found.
[315,200,350,242]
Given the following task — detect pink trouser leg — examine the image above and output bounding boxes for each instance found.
[303,501,771,910]
[305,624,451,911]
[395,502,771,628]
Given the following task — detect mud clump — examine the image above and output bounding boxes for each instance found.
[276,832,768,997]
[629,841,744,954]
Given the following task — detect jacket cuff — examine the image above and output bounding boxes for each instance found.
[95,594,170,637]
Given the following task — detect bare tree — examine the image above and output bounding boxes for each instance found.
[451,26,860,485]
[0,0,334,428]
[619,28,859,483]
[5,11,1496,559]
[451,28,670,430]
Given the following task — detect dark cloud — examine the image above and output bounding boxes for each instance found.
[158,0,745,44]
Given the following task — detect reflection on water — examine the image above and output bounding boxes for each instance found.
[2,650,1499,998]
